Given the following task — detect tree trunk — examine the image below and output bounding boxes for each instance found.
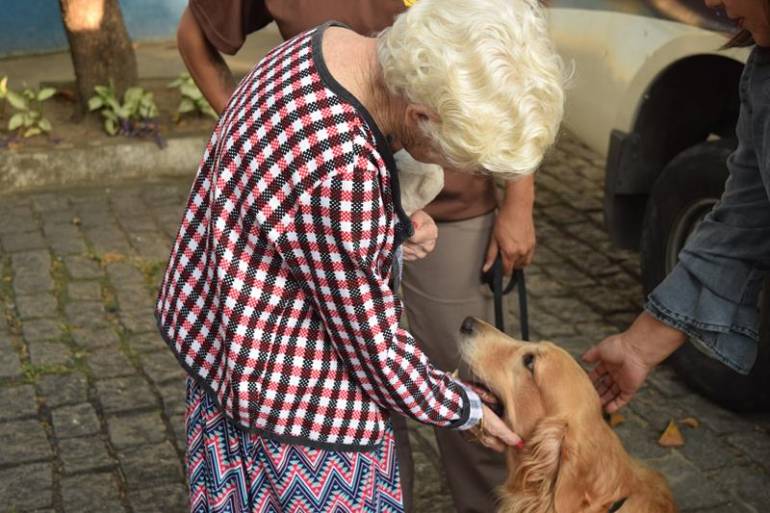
[58,0,138,115]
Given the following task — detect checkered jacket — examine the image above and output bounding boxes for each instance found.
[155,24,475,450]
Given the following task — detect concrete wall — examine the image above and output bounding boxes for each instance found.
[0,0,186,57]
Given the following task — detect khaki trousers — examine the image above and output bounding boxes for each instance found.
[394,212,507,513]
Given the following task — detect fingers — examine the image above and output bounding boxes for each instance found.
[599,382,620,406]
[582,345,599,364]
[483,238,498,273]
[606,396,629,414]
[482,405,522,447]
[586,361,607,385]
[479,434,506,453]
[464,382,499,405]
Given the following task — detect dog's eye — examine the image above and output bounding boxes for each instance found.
[522,353,535,372]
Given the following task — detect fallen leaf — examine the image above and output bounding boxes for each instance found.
[680,417,700,429]
[101,252,125,265]
[658,420,685,447]
[71,216,81,226]
[609,412,625,428]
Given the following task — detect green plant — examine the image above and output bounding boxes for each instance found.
[1,81,56,138]
[88,82,159,136]
[168,72,217,120]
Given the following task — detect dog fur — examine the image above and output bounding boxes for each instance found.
[460,318,677,513]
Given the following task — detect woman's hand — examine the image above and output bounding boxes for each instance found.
[471,404,523,452]
[582,312,687,413]
[403,210,438,261]
[462,382,522,452]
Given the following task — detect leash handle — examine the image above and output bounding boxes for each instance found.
[483,255,530,341]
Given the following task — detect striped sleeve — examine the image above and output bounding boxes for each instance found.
[274,151,474,429]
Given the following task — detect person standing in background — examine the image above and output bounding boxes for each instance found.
[176,2,539,511]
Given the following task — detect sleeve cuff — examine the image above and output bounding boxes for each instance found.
[454,385,483,431]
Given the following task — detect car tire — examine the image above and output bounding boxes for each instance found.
[640,139,770,412]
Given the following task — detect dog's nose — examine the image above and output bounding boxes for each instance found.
[460,317,476,335]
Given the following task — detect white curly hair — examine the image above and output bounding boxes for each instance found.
[377,0,566,177]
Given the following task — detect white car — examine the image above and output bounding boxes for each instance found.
[549,0,769,411]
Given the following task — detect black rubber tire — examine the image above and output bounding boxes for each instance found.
[640,139,770,412]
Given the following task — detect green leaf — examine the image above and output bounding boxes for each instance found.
[105,117,118,135]
[103,110,118,122]
[0,76,7,98]
[22,89,35,101]
[180,83,201,99]
[106,98,122,114]
[88,96,104,111]
[178,98,195,114]
[94,85,111,97]
[124,87,143,107]
[6,90,28,110]
[37,87,56,101]
[23,127,41,138]
[38,118,52,132]
[8,112,23,131]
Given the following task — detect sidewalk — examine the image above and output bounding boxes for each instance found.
[0,25,283,88]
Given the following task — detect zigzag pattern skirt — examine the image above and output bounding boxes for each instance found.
[185,378,405,513]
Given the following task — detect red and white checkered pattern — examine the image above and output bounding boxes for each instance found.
[156,24,470,450]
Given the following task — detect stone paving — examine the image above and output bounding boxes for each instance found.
[1,132,769,513]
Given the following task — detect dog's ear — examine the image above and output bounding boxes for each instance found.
[514,417,588,513]
[514,417,567,506]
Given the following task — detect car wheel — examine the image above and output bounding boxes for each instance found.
[640,139,770,412]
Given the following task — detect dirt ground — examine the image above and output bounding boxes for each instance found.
[0,77,215,150]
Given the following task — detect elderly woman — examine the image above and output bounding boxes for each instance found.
[155,0,564,511]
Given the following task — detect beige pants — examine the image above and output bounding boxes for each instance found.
[395,211,507,513]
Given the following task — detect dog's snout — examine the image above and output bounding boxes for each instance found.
[460,317,476,335]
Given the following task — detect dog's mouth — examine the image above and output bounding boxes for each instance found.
[454,369,505,417]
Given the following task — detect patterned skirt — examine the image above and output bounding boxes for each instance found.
[185,378,404,513]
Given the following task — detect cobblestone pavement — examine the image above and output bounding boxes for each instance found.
[1,132,769,513]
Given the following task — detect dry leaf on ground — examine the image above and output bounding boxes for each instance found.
[680,417,700,429]
[658,420,685,447]
[609,412,625,428]
[100,252,126,265]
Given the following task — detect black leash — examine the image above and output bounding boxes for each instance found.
[481,255,529,340]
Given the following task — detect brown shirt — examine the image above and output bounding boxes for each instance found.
[187,0,497,220]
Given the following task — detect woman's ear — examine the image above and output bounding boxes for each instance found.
[404,103,437,128]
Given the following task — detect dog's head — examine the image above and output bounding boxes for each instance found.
[459,317,644,513]
[459,316,601,439]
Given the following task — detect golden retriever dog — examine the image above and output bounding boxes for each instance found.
[459,317,677,513]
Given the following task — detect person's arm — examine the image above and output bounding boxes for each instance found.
[483,175,536,275]
[176,6,236,115]
[273,149,519,448]
[584,116,770,410]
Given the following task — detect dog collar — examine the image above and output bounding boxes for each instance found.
[608,497,627,513]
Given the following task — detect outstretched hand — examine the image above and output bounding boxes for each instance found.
[582,312,687,413]
[582,334,652,413]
